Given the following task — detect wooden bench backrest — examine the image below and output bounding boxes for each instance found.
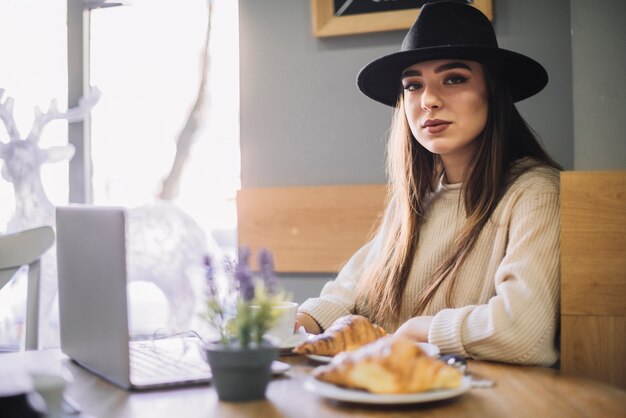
[560,170,626,389]
[239,173,626,389]
[237,184,386,272]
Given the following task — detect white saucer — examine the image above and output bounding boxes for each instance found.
[271,360,290,375]
[278,327,309,350]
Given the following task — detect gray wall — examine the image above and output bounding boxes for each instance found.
[238,0,574,303]
[571,0,626,170]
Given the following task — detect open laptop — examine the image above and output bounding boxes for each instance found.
[55,205,212,390]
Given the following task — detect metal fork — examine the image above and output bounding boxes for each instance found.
[439,354,495,388]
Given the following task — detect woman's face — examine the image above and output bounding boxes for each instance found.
[402,59,488,165]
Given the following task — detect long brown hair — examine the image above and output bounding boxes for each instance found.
[356,63,562,327]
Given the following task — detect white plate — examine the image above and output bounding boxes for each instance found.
[306,353,334,363]
[304,376,471,404]
[306,342,440,363]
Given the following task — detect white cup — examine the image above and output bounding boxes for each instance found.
[30,372,68,418]
[252,301,298,345]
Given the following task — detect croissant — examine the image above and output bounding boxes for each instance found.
[293,315,387,356]
[312,336,462,394]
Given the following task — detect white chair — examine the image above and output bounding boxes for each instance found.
[0,226,55,350]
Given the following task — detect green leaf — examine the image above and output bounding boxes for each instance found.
[201,260,294,349]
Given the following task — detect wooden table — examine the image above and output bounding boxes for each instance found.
[2,349,625,418]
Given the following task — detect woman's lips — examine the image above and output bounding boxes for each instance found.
[423,120,451,134]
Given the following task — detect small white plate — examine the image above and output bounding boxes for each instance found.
[306,342,440,363]
[304,376,471,404]
[306,353,334,363]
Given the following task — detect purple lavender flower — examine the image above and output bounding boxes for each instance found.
[203,254,218,299]
[234,247,255,301]
[257,248,278,294]
[222,254,235,275]
[238,246,251,266]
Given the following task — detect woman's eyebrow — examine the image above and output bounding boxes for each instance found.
[434,61,472,73]
[401,61,472,79]
[401,69,421,79]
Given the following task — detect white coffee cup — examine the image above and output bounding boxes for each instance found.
[252,301,298,345]
[30,372,68,418]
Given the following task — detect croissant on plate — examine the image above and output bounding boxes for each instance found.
[292,315,387,356]
[312,336,462,394]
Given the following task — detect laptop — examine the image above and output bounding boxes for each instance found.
[55,205,212,390]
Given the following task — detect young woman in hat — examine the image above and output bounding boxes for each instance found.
[296,1,562,366]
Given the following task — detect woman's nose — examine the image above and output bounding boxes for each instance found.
[421,86,443,112]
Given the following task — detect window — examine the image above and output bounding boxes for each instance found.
[90,0,240,336]
[0,1,70,230]
[0,0,69,350]
[90,0,240,247]
[0,0,240,348]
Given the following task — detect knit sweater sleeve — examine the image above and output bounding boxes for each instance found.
[298,230,382,331]
[428,180,560,366]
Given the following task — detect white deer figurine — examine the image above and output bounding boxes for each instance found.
[0,88,100,347]
[0,88,100,232]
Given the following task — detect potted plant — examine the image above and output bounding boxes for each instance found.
[202,247,289,402]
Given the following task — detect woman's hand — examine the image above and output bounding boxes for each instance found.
[394,316,434,342]
[296,312,322,335]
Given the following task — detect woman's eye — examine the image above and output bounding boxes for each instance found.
[444,75,468,85]
[403,82,422,91]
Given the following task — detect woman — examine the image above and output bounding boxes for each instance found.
[296,1,562,366]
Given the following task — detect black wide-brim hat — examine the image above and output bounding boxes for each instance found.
[357,1,548,106]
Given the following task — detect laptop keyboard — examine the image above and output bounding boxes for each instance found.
[129,341,211,381]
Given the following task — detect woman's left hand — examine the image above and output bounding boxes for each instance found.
[394,316,434,342]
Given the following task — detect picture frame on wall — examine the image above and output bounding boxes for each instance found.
[311,0,493,38]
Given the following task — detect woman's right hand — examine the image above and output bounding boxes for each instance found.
[394,315,434,342]
[296,312,322,335]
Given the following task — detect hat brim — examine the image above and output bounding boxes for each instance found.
[357,46,548,106]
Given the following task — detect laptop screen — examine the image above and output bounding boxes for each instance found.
[56,205,132,388]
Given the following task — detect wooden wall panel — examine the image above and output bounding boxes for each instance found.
[237,184,386,272]
[560,171,626,315]
[560,171,626,389]
[561,316,626,388]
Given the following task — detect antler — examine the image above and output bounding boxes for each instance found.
[0,89,21,141]
[26,86,102,143]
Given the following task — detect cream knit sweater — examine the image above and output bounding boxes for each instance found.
[299,160,560,366]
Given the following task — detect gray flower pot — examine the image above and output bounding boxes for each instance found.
[204,340,278,402]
